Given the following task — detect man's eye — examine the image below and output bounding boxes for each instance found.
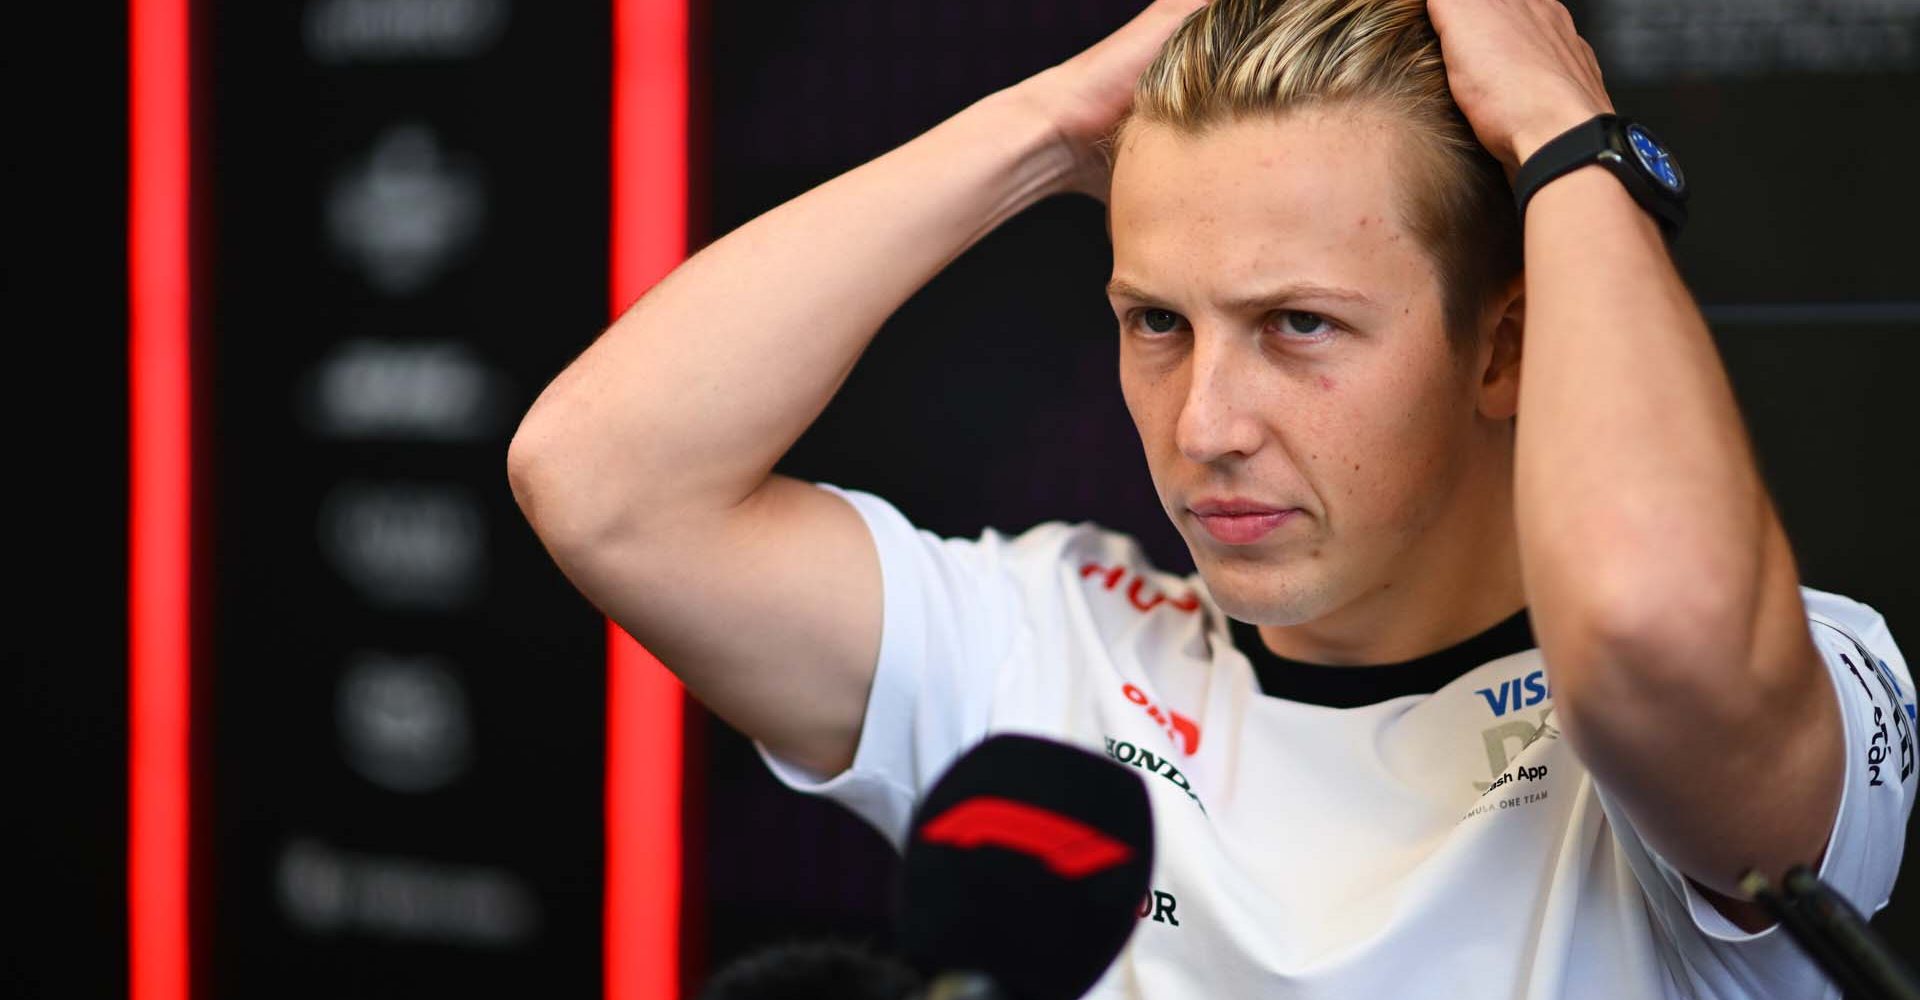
[1141,308,1181,334]
[1277,311,1334,338]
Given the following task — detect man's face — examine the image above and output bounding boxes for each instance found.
[1109,104,1503,629]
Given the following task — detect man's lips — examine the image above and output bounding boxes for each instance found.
[1188,499,1292,517]
[1188,499,1300,544]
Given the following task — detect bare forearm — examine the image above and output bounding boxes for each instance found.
[1513,169,1844,897]
[509,85,1074,534]
[1435,0,1841,910]
[1513,167,1786,676]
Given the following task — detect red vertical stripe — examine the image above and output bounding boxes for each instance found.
[129,0,192,999]
[608,1,690,999]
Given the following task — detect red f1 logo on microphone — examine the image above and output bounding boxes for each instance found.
[919,796,1134,879]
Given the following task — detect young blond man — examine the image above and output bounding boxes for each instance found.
[509,1,1915,995]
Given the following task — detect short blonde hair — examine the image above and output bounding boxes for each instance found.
[1113,0,1522,352]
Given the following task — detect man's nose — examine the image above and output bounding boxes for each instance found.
[1174,330,1264,465]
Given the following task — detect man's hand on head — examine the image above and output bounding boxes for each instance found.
[1015,0,1210,202]
[1425,0,1615,174]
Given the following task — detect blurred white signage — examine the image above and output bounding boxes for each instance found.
[319,481,486,609]
[1590,0,1920,81]
[301,338,512,441]
[278,838,538,945]
[337,651,474,793]
[304,0,509,63]
[326,124,485,295]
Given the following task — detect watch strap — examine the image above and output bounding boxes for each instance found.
[1512,114,1621,220]
[1512,113,1687,239]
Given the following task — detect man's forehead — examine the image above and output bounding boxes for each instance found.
[1106,111,1425,299]
[1109,111,1410,228]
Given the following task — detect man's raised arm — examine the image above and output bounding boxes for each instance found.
[507,1,1207,776]
[1429,0,1842,927]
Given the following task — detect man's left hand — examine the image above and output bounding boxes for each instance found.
[1426,0,1615,174]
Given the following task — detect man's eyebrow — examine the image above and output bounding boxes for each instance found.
[1106,278,1377,311]
[1221,283,1377,311]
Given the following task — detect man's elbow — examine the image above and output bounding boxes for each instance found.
[506,413,555,521]
[506,410,606,552]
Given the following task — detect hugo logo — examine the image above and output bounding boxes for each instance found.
[1081,562,1201,615]
[1123,684,1201,756]
[919,796,1134,879]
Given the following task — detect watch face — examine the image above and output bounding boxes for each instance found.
[1626,123,1685,194]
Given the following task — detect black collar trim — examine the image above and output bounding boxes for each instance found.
[1228,609,1535,708]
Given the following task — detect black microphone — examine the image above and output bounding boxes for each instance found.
[895,733,1156,1000]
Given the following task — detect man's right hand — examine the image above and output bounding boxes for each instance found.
[1019,0,1209,202]
[509,2,1203,778]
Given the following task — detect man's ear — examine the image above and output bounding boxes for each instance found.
[1476,276,1524,421]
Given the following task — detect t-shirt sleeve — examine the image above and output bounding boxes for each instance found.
[752,481,1042,850]
[1595,589,1918,999]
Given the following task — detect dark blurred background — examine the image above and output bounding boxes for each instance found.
[14,0,1916,997]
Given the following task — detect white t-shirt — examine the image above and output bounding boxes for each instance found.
[759,482,1918,999]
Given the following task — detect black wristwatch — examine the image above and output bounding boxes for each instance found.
[1512,114,1688,240]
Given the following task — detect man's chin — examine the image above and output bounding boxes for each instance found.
[1191,551,1333,628]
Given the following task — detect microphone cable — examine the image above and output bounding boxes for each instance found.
[1740,866,1920,1000]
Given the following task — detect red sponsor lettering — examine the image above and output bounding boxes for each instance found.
[919,796,1135,879]
[1122,683,1202,756]
[1080,562,1200,615]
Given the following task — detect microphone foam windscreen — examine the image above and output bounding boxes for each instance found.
[896,734,1155,1000]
